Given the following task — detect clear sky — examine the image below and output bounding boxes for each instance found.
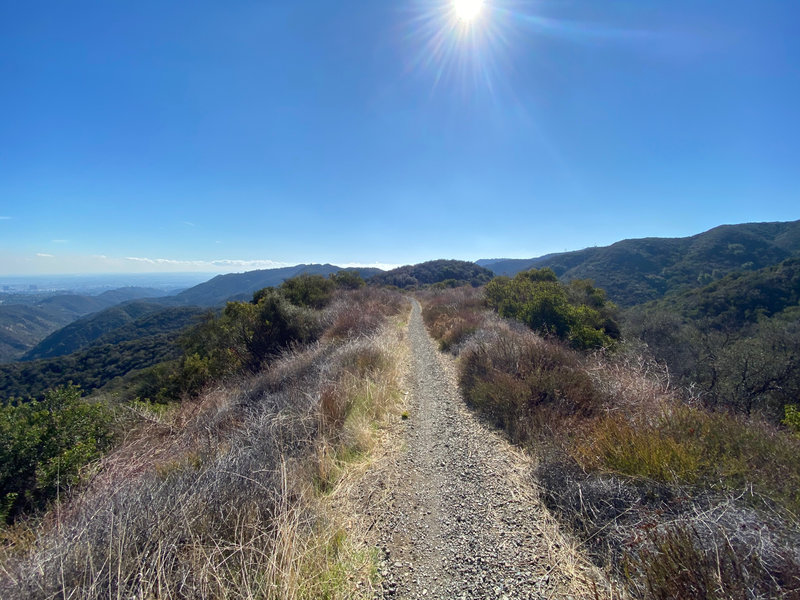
[1,0,798,274]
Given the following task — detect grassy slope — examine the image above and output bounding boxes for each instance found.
[0,287,408,600]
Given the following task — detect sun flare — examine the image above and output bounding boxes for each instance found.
[453,0,484,22]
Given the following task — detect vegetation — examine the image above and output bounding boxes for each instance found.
[329,269,366,290]
[0,283,407,600]
[369,259,493,289]
[0,385,114,522]
[420,285,800,598]
[2,235,799,597]
[625,258,800,420]
[0,288,167,362]
[486,219,800,305]
[0,334,185,401]
[131,288,323,403]
[21,302,200,360]
[279,273,337,309]
[484,268,620,350]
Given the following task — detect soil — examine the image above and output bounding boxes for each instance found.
[359,300,604,599]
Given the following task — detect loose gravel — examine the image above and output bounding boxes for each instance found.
[363,300,604,600]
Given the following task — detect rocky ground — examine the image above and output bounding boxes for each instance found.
[355,300,607,600]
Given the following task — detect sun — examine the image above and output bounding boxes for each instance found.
[453,0,484,23]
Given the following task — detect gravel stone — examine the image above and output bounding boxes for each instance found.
[367,300,592,599]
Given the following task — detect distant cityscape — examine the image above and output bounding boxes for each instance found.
[0,273,214,295]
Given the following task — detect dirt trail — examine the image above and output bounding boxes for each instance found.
[365,300,602,599]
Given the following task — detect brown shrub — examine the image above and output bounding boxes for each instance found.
[419,286,487,353]
[325,288,406,340]
[458,324,606,444]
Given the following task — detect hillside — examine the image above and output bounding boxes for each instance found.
[172,264,382,306]
[0,287,167,362]
[2,273,799,599]
[369,259,493,288]
[633,257,800,330]
[484,219,800,305]
[22,303,204,361]
[0,334,186,401]
[622,257,800,417]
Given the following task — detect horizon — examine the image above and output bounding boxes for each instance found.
[1,215,799,278]
[2,1,798,275]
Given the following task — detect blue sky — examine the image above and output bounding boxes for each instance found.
[1,0,798,274]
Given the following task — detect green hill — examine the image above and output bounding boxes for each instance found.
[369,259,493,289]
[484,219,800,305]
[636,257,800,331]
[22,303,203,361]
[0,335,185,402]
[0,287,167,362]
[0,305,73,362]
[623,257,800,417]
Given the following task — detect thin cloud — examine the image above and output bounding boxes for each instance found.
[36,253,54,258]
[0,216,11,220]
[181,221,196,227]
[125,256,290,270]
[211,259,290,269]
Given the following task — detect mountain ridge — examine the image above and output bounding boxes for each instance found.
[480,219,800,305]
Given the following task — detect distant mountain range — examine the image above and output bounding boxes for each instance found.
[170,264,383,306]
[479,220,800,305]
[0,264,384,365]
[2,219,799,400]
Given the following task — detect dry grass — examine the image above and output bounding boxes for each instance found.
[419,286,486,353]
[0,291,409,600]
[418,286,800,599]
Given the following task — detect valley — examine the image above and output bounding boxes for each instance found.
[1,219,799,598]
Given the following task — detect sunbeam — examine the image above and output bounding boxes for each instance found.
[403,0,511,95]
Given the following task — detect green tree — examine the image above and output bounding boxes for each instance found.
[158,289,324,400]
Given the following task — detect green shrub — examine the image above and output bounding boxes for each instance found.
[784,404,800,436]
[484,269,620,350]
[143,289,323,401]
[279,274,336,309]
[0,385,114,523]
[329,270,365,290]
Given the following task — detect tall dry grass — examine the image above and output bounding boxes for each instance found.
[0,289,408,600]
[419,286,800,598]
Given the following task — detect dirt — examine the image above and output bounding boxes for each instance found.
[359,300,604,599]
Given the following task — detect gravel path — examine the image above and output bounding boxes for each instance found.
[368,300,600,600]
